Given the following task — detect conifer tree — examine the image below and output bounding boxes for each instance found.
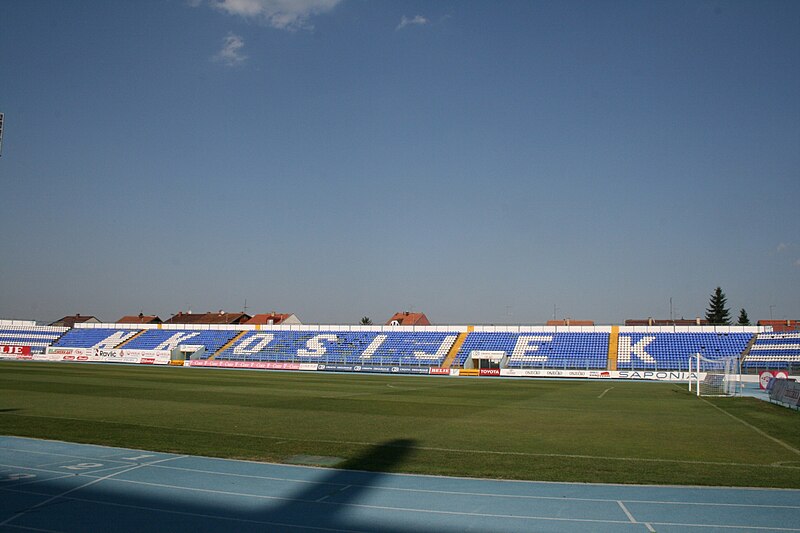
[737,308,751,326]
[705,287,731,325]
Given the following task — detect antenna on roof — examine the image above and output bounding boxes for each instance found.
[243,299,248,314]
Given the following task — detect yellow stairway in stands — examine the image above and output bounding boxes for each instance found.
[210,330,249,360]
[607,326,620,371]
[442,327,472,368]
[115,329,147,349]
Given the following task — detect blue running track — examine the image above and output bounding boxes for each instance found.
[1,437,798,532]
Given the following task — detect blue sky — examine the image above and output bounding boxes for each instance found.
[1,0,798,325]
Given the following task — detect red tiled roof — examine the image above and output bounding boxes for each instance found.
[386,312,430,326]
[625,318,709,326]
[246,313,292,325]
[164,312,251,324]
[758,320,800,331]
[49,314,99,328]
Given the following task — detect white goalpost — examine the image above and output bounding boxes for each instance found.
[688,353,741,397]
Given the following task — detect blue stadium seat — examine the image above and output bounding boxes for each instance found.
[51,328,142,349]
[215,331,458,366]
[454,332,609,369]
[744,332,800,369]
[0,324,68,354]
[616,333,752,370]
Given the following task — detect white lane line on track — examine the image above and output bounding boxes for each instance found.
[617,500,636,522]
[6,482,800,533]
[4,473,799,512]
[0,442,177,465]
[7,477,645,528]
[616,501,656,532]
[0,455,187,529]
[137,464,800,509]
[316,484,352,502]
[4,458,800,510]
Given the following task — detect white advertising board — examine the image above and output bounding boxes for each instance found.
[43,347,171,365]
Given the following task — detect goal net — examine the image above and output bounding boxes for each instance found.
[688,354,741,397]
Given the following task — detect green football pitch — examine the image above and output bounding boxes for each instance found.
[1,362,798,488]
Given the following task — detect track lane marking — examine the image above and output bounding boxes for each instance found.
[22,477,645,527]
[0,455,187,529]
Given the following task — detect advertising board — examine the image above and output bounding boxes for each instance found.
[760,370,790,390]
[43,347,171,365]
[499,369,699,381]
[189,360,301,370]
[0,345,31,358]
[500,369,608,379]
[768,378,800,407]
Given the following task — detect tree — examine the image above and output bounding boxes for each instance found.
[705,287,731,325]
[737,308,751,326]
[360,316,372,325]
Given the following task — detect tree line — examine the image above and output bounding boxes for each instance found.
[706,286,750,326]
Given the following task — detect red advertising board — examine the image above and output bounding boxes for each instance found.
[0,345,31,356]
[429,367,450,375]
[479,368,501,376]
[189,360,301,370]
[760,370,790,390]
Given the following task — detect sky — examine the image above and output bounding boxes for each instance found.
[1,0,798,326]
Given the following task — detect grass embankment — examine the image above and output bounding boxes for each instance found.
[1,362,798,487]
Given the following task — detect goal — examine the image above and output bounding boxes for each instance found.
[688,354,741,397]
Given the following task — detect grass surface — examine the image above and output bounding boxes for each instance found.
[1,361,799,488]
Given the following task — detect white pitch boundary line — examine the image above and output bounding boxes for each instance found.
[5,413,796,471]
[598,387,614,399]
[3,418,800,470]
[700,397,800,457]
[0,455,187,529]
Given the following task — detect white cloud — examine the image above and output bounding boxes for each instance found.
[397,14,429,30]
[777,242,790,253]
[213,33,247,66]
[211,0,342,31]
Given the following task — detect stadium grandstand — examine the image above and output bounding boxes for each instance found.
[4,315,797,374]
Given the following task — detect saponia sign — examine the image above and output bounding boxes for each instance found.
[500,369,700,381]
